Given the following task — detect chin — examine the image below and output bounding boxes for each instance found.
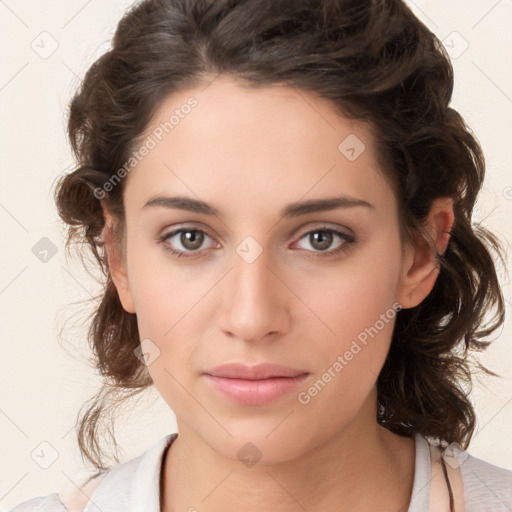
[195,421,319,467]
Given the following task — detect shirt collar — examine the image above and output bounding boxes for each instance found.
[91,431,429,512]
[128,432,177,512]
[407,432,432,511]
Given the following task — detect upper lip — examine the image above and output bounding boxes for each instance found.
[203,363,308,380]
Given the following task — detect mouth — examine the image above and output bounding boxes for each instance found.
[203,362,310,405]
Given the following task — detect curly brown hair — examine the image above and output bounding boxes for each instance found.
[55,0,505,471]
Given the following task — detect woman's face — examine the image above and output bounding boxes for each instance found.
[111,75,415,463]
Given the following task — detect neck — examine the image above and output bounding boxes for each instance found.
[161,403,415,512]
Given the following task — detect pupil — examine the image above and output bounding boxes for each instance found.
[182,230,203,250]
[312,231,332,250]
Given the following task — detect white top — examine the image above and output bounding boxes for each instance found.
[7,432,512,512]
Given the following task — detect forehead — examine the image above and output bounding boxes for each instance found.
[125,75,395,220]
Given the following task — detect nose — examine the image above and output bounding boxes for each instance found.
[217,246,291,344]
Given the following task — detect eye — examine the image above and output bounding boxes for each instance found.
[293,227,355,258]
[158,225,355,260]
[158,228,217,258]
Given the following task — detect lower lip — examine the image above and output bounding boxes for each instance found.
[203,373,310,405]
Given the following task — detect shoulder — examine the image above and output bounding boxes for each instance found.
[58,471,108,511]
[440,440,512,511]
[7,492,68,512]
[459,450,512,510]
[6,472,107,512]
[7,434,177,512]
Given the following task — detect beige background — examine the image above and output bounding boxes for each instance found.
[1,0,511,509]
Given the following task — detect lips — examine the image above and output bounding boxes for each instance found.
[203,362,308,380]
[202,363,310,405]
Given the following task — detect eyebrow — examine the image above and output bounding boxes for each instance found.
[142,194,374,218]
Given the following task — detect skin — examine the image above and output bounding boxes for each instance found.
[103,75,454,512]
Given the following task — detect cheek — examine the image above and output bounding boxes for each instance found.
[125,250,215,392]
[131,276,201,348]
[125,235,202,337]
[294,237,403,403]
[294,257,401,431]
[304,245,402,347]
[126,259,202,406]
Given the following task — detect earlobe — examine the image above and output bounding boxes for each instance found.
[101,207,136,314]
[397,197,454,309]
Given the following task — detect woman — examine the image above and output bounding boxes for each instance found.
[9,0,512,511]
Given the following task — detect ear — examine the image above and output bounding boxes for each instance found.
[101,205,136,314]
[397,197,454,309]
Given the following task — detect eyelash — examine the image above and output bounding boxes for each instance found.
[157,226,355,260]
